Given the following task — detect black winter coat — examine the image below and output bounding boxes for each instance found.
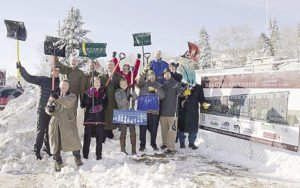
[178,84,206,133]
[171,72,183,82]
[20,66,60,111]
[81,88,108,125]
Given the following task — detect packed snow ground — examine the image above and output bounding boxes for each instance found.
[0,86,300,188]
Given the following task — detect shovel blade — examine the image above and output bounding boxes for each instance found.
[79,42,107,58]
[44,36,66,57]
[4,20,27,41]
[133,32,151,46]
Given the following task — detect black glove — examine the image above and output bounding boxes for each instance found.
[50,91,59,99]
[112,51,117,58]
[137,53,141,59]
[127,93,133,101]
[47,102,56,114]
[16,61,21,69]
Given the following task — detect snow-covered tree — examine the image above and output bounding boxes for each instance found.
[269,18,280,56]
[278,26,297,59]
[197,28,212,69]
[256,33,274,57]
[58,7,90,66]
[213,25,254,66]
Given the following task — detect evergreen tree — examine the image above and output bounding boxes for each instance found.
[197,28,212,69]
[58,7,90,66]
[257,33,274,57]
[269,18,280,56]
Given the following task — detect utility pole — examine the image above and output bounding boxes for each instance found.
[266,0,269,34]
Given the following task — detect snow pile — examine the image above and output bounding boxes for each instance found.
[0,86,299,187]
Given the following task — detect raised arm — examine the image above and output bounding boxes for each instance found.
[19,64,42,86]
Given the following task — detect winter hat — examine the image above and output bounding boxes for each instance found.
[169,60,179,68]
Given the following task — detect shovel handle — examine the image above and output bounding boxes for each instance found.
[144,53,151,59]
[119,52,126,61]
[16,81,22,89]
[16,40,21,84]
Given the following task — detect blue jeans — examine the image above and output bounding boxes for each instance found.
[178,131,197,146]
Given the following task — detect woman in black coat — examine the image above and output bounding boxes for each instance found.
[178,84,206,149]
[81,77,108,160]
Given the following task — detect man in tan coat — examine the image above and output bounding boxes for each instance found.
[56,55,86,116]
[46,79,83,172]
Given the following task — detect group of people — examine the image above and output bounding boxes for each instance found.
[18,50,207,172]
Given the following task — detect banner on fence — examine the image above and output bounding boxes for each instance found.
[199,71,300,152]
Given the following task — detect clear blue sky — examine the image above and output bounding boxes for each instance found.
[1,0,299,76]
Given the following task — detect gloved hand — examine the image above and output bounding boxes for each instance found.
[137,53,141,59]
[183,89,191,96]
[87,87,96,97]
[202,102,210,110]
[127,93,133,101]
[16,61,21,69]
[148,86,157,93]
[112,51,117,58]
[50,91,59,100]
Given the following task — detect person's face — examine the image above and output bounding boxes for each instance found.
[52,68,60,78]
[108,62,115,73]
[148,74,155,83]
[94,79,101,89]
[163,72,171,80]
[156,51,161,60]
[70,57,78,67]
[60,81,69,94]
[120,80,128,90]
[169,65,176,73]
[123,65,129,74]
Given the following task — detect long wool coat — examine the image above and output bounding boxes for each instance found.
[46,92,82,154]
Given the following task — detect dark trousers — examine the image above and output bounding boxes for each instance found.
[83,125,104,157]
[34,109,51,153]
[139,113,159,148]
[178,131,197,146]
[52,127,81,162]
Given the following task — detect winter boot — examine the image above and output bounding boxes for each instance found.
[35,151,42,160]
[160,145,167,150]
[96,155,102,160]
[130,135,137,155]
[139,147,145,152]
[43,147,52,157]
[54,161,62,172]
[75,158,83,167]
[188,144,198,150]
[120,137,127,155]
[83,154,88,159]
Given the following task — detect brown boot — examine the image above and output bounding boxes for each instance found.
[120,137,127,154]
[130,135,137,155]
